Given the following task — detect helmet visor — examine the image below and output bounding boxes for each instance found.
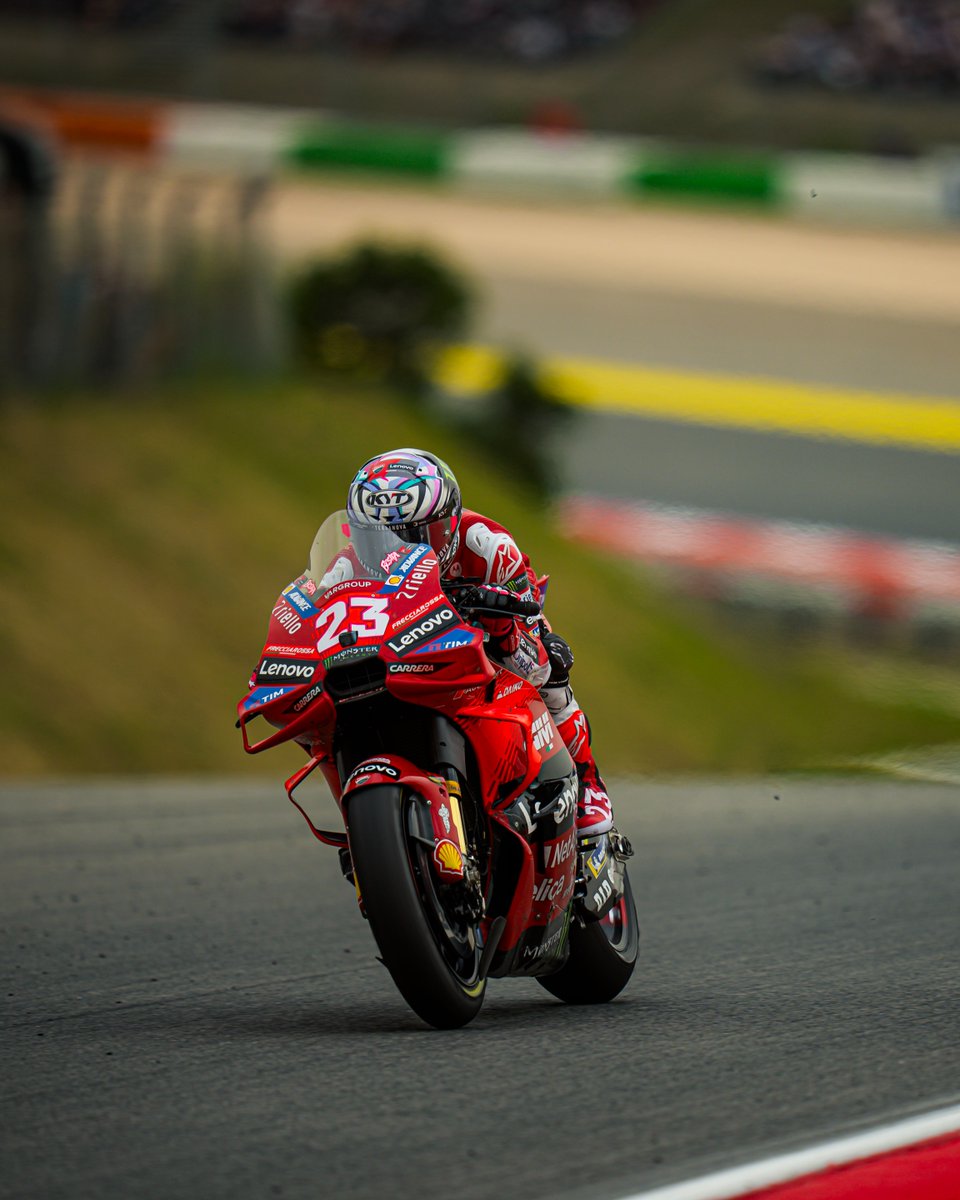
[348,515,457,574]
[404,515,457,565]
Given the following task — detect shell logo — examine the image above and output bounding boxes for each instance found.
[434,839,463,874]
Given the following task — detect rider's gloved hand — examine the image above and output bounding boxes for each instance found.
[541,631,574,685]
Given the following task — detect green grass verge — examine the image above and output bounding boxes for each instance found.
[1,377,956,778]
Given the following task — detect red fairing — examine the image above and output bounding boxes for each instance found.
[342,754,466,882]
[237,533,579,980]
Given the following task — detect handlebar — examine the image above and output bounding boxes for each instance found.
[445,583,542,620]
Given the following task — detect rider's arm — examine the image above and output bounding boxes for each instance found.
[458,519,550,687]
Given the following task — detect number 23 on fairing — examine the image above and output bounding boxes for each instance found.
[315,596,390,654]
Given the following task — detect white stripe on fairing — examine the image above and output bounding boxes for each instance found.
[620,1102,960,1200]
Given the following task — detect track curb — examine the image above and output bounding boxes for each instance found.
[4,87,960,226]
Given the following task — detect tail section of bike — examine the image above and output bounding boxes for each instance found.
[537,830,639,1004]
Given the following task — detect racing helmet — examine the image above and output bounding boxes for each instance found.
[347,448,462,570]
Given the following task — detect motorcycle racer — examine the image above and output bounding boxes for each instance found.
[341,447,614,837]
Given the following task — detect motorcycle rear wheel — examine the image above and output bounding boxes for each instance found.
[348,785,486,1029]
[537,869,639,1005]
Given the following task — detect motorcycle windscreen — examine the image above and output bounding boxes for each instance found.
[305,509,437,600]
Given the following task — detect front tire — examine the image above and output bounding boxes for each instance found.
[348,785,486,1029]
[537,869,639,1005]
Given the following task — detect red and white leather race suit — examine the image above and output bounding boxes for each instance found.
[447,510,612,837]
[316,509,613,835]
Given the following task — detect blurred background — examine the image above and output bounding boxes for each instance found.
[1,0,959,779]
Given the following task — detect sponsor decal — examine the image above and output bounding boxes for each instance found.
[271,602,302,635]
[348,761,400,785]
[518,631,540,660]
[242,685,294,710]
[386,607,459,656]
[392,598,439,630]
[591,878,614,912]
[521,921,568,963]
[531,712,555,754]
[290,681,324,713]
[265,643,316,657]
[256,656,318,684]
[553,778,577,825]
[504,572,531,595]
[496,678,524,700]
[322,645,378,668]
[587,844,608,878]
[567,711,590,758]
[508,796,535,835]
[322,578,379,601]
[544,830,576,870]
[493,538,524,584]
[414,629,475,655]
[512,647,537,677]
[388,662,437,674]
[532,875,573,906]
[531,777,577,826]
[438,804,452,833]
[296,575,318,597]
[281,585,316,616]
[400,564,438,600]
[378,544,433,595]
[451,685,483,701]
[380,550,402,571]
[434,839,463,874]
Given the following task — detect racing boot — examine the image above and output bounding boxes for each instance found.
[540,631,614,836]
[540,638,614,835]
[554,707,614,836]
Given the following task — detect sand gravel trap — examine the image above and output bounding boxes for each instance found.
[268,179,960,324]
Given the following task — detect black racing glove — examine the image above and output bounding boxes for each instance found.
[541,631,574,685]
[448,583,541,619]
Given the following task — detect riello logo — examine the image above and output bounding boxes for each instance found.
[386,607,457,656]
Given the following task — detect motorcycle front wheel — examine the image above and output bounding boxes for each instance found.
[347,785,486,1030]
[537,869,639,1005]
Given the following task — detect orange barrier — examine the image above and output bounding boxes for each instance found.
[0,87,166,154]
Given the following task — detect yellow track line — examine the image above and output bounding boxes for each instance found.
[433,344,960,455]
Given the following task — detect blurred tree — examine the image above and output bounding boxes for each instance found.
[287,240,473,396]
[467,353,576,501]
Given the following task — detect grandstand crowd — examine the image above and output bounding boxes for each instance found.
[1,0,650,62]
[753,1,960,94]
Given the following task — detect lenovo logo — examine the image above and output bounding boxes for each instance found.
[256,656,317,684]
[386,607,458,656]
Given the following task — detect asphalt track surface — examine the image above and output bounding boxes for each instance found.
[4,778,960,1200]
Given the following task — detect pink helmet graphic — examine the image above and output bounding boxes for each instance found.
[347,448,462,568]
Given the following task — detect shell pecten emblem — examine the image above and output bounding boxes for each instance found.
[434,839,464,876]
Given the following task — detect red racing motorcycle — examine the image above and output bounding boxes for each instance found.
[237,511,638,1028]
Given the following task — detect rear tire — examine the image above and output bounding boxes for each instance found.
[348,785,485,1029]
[537,869,639,1005]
